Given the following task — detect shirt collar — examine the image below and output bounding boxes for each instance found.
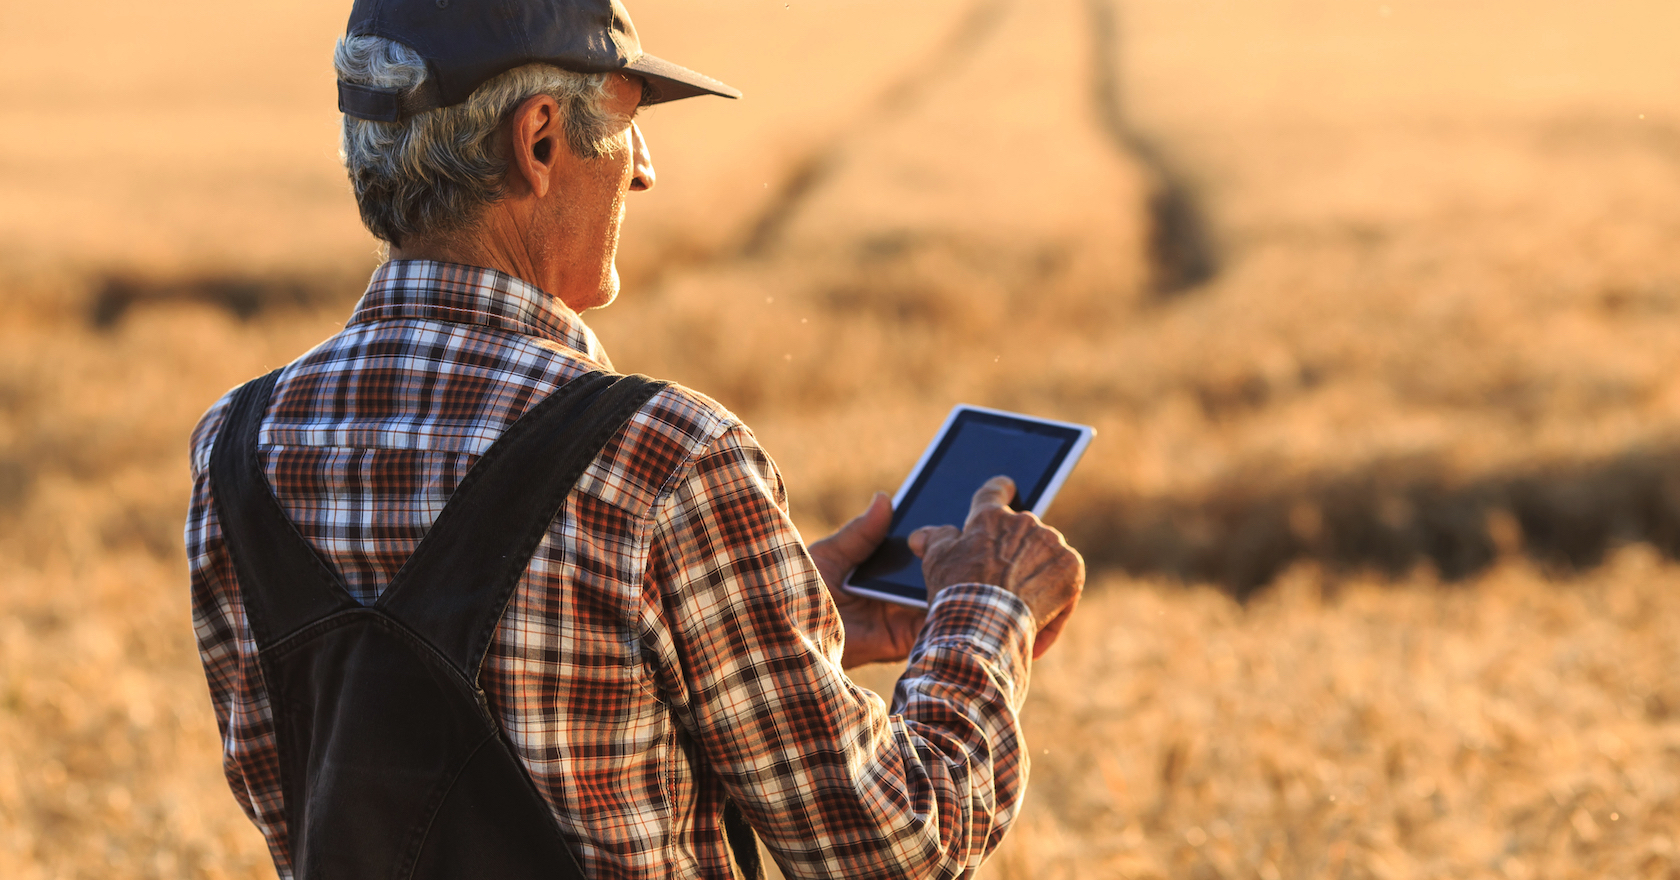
[347,260,613,367]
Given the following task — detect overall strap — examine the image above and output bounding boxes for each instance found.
[210,368,764,878]
[209,370,358,647]
[377,372,666,676]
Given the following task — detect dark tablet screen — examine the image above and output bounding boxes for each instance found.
[848,410,1082,603]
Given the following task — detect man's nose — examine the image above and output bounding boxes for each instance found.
[630,121,655,192]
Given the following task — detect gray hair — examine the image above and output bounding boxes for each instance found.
[335,36,628,246]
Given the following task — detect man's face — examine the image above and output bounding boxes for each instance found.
[537,73,654,312]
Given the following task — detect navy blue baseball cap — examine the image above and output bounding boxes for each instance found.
[338,0,741,123]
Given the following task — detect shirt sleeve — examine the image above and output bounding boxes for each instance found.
[184,395,296,879]
[641,422,1036,880]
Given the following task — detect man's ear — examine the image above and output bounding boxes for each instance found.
[508,94,564,200]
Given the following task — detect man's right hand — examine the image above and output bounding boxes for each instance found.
[907,476,1085,659]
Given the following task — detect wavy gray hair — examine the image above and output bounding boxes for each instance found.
[335,36,628,247]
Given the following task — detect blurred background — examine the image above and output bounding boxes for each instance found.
[4,0,1680,876]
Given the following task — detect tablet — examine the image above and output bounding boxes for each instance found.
[842,405,1094,608]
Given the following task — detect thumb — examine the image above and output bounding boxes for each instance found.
[909,524,961,558]
[814,492,892,564]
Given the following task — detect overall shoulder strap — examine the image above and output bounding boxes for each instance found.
[208,370,359,647]
[379,371,771,879]
[377,372,667,676]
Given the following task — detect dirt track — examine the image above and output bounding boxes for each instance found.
[5,1,1680,877]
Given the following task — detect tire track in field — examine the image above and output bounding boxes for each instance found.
[736,0,1013,258]
[1084,0,1218,294]
[737,0,1216,298]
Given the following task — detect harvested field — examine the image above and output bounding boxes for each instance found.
[4,0,1680,877]
[979,550,1680,879]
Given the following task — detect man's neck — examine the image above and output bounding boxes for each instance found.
[386,197,616,314]
[391,199,563,286]
[391,219,528,283]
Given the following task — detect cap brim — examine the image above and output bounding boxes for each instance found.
[627,54,742,104]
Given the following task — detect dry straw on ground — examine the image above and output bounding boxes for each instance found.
[989,554,1680,880]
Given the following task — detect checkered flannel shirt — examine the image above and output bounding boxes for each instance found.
[186,260,1036,880]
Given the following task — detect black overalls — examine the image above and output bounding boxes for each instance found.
[209,370,762,880]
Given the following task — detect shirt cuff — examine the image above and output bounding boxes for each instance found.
[915,584,1036,704]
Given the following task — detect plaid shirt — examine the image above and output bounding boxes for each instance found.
[186,260,1036,880]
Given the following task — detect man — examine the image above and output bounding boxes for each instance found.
[187,1,1085,878]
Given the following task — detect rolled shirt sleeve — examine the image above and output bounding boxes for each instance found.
[641,422,1035,879]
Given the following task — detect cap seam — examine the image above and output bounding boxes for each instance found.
[517,0,536,61]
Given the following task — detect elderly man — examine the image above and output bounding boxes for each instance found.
[186,1,1084,878]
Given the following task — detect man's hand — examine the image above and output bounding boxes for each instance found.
[809,492,929,669]
[908,476,1085,659]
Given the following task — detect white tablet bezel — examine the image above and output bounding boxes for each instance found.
[840,404,1095,609]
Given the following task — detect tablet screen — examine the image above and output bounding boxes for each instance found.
[848,410,1082,603]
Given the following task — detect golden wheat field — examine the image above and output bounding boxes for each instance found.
[5,0,1680,877]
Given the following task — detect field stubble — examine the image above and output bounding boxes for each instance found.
[6,0,1680,876]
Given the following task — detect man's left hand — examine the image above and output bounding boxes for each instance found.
[809,492,928,669]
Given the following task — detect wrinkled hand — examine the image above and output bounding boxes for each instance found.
[809,492,929,668]
[908,476,1085,659]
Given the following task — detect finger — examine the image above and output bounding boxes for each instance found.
[815,492,894,564]
[908,524,960,558]
[965,475,1017,530]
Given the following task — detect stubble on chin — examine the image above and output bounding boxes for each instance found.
[594,263,621,310]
